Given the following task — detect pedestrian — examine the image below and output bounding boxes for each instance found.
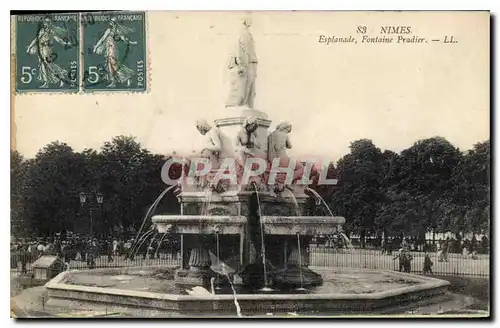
[462,245,469,259]
[393,247,405,272]
[149,239,157,259]
[37,241,45,257]
[442,239,449,262]
[61,241,70,263]
[423,252,433,275]
[124,239,132,260]
[113,239,119,257]
[75,250,82,262]
[403,247,413,273]
[142,241,148,260]
[86,240,96,269]
[437,241,445,262]
[20,246,28,274]
[107,239,114,263]
[10,250,18,270]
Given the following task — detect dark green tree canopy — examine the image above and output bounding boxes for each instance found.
[11,136,490,240]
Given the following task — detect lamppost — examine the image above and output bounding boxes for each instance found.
[79,191,104,237]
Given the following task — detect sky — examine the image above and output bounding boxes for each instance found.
[13,11,490,161]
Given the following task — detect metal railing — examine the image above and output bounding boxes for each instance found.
[308,246,489,277]
[10,247,489,278]
[10,252,181,275]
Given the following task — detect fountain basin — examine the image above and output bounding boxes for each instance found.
[44,266,450,317]
[152,215,247,234]
[151,215,344,236]
[261,216,345,235]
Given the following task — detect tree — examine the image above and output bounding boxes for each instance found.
[310,161,339,203]
[331,139,385,247]
[100,136,167,235]
[23,142,86,236]
[11,150,31,237]
[447,140,490,235]
[13,134,489,244]
[392,137,463,242]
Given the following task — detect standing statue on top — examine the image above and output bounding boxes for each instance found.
[226,18,258,109]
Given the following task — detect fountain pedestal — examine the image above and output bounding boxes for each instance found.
[274,243,323,287]
[175,247,214,288]
[153,215,247,288]
[261,216,344,287]
[214,106,271,158]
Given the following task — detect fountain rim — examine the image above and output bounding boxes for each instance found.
[260,216,346,224]
[151,214,247,225]
[46,266,450,303]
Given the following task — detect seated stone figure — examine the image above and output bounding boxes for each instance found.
[194,119,222,189]
[235,116,267,189]
[196,119,222,161]
[267,121,304,193]
[267,121,292,162]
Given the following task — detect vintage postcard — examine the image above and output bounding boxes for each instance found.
[10,11,490,318]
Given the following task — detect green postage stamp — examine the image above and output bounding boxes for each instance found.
[81,12,147,92]
[15,13,79,92]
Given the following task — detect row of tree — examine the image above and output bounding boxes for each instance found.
[323,137,490,244]
[11,136,177,237]
[11,136,490,241]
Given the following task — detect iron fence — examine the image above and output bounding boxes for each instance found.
[10,252,181,275]
[308,246,489,277]
[10,246,489,278]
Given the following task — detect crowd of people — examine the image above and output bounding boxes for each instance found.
[387,235,488,274]
[11,231,488,277]
[315,232,489,257]
[10,233,181,273]
[311,233,488,275]
[378,235,489,256]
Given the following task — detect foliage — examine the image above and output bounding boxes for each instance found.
[330,139,385,245]
[10,135,490,240]
[11,150,31,236]
[328,137,489,243]
[12,137,175,237]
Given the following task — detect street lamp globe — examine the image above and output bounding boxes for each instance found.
[79,192,87,205]
[96,193,104,204]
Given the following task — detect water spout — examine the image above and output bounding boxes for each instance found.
[305,187,334,217]
[253,183,272,291]
[209,251,236,276]
[285,187,300,216]
[305,187,355,252]
[132,228,155,254]
[215,232,222,290]
[146,233,158,259]
[226,274,243,317]
[131,185,179,252]
[208,251,242,317]
[154,232,168,258]
[201,186,213,215]
[296,232,306,292]
[340,232,355,252]
[133,229,156,258]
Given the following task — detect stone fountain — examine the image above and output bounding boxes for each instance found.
[42,18,452,317]
[152,17,344,290]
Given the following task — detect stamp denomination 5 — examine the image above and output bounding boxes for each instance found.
[81,12,147,92]
[15,13,79,93]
